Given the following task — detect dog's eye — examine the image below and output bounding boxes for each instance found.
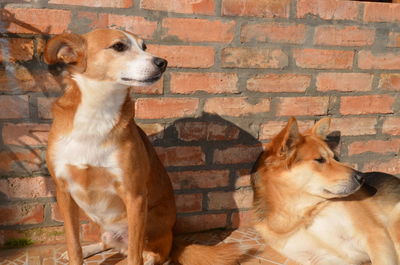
[315,157,326,164]
[142,43,147,51]
[110,42,128,52]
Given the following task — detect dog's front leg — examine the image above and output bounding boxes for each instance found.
[56,187,83,265]
[126,193,148,265]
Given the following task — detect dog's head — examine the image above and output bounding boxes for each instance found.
[44,29,167,86]
[263,117,364,199]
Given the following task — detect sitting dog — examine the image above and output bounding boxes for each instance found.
[44,29,241,265]
[251,117,400,265]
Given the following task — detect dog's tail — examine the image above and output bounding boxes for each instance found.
[170,238,246,265]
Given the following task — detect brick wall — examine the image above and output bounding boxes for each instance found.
[0,0,399,246]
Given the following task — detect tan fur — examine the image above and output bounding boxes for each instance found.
[45,29,243,265]
[252,117,400,265]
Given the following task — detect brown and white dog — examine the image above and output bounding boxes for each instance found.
[44,29,241,265]
[251,117,400,265]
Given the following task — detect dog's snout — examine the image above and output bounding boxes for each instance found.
[352,170,365,185]
[153,57,168,71]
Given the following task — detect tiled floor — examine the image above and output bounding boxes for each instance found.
[0,227,299,265]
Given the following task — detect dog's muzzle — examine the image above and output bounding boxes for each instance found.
[352,170,365,185]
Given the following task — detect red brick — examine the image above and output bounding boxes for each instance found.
[297,0,359,20]
[137,123,165,139]
[0,95,29,119]
[358,50,400,70]
[148,45,214,68]
[175,213,227,233]
[241,23,307,44]
[162,18,235,43]
[2,123,50,146]
[37,97,56,120]
[235,169,252,188]
[379,74,400,91]
[0,38,33,62]
[3,8,71,34]
[0,204,44,225]
[175,193,203,213]
[222,0,290,18]
[348,139,400,156]
[0,177,54,199]
[293,49,354,69]
[388,32,400,47]
[340,95,395,115]
[314,26,375,46]
[363,158,400,175]
[364,2,400,23]
[170,72,238,94]
[231,210,254,228]
[135,98,199,119]
[81,221,101,242]
[51,204,90,223]
[259,120,314,140]
[247,74,311,93]
[155,146,205,167]
[222,47,288,69]
[175,121,240,141]
[49,0,132,8]
[316,73,373,92]
[131,77,163,95]
[204,97,270,117]
[140,0,215,15]
[276,97,329,116]
[208,189,253,210]
[169,170,230,190]
[331,117,377,136]
[383,117,400,136]
[213,145,261,164]
[0,226,65,246]
[0,148,42,175]
[106,14,157,40]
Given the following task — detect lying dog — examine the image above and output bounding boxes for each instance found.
[44,29,241,265]
[251,117,400,265]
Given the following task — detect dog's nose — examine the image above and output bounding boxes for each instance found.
[153,57,168,71]
[352,170,365,185]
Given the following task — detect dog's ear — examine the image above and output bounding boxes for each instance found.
[312,117,331,139]
[272,117,301,156]
[44,33,87,73]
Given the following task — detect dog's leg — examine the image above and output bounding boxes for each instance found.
[387,203,400,263]
[56,187,83,265]
[365,232,398,265]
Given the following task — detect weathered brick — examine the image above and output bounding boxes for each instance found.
[231,210,254,228]
[213,145,262,165]
[140,0,215,15]
[222,47,288,69]
[170,72,238,94]
[293,49,354,69]
[259,120,314,140]
[348,139,400,156]
[49,0,133,8]
[131,77,163,95]
[3,8,71,34]
[314,26,375,46]
[276,97,329,116]
[175,121,240,141]
[241,23,306,44]
[331,117,377,136]
[222,0,290,18]
[175,193,203,213]
[2,123,50,146]
[247,74,311,93]
[358,50,400,70]
[0,204,44,225]
[137,123,165,139]
[316,73,373,92]
[37,97,56,120]
[204,97,270,117]
[364,2,400,23]
[0,148,42,175]
[81,221,101,242]
[383,117,400,136]
[51,203,92,223]
[175,213,227,233]
[378,74,400,91]
[340,95,395,115]
[162,18,235,43]
[148,45,214,68]
[169,170,230,190]
[208,189,253,210]
[235,169,252,188]
[155,146,205,167]
[297,0,359,20]
[0,38,33,62]
[106,14,157,40]
[135,98,199,119]
[388,32,400,47]
[363,158,400,175]
[0,177,54,199]
[0,95,29,119]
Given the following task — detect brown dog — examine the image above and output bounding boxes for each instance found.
[44,29,241,265]
[252,117,400,265]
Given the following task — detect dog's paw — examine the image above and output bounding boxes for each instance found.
[59,251,69,261]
